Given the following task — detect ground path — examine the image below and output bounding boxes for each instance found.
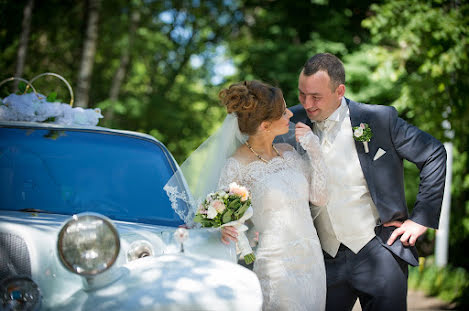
[352,290,456,310]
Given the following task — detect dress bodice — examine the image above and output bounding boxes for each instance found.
[219,150,320,241]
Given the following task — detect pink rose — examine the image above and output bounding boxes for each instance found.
[211,199,226,213]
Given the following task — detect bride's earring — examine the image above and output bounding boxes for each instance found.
[263,122,272,133]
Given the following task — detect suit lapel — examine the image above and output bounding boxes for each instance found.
[347,99,377,202]
[304,117,313,129]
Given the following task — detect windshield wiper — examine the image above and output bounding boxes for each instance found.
[18,208,53,214]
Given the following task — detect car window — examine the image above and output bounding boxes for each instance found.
[0,127,186,227]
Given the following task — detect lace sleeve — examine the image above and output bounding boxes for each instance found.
[298,131,328,207]
[218,157,243,190]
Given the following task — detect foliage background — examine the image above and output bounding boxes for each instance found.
[1,0,468,304]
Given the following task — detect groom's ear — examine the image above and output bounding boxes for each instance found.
[336,84,346,98]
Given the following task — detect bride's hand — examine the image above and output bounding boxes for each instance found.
[295,122,312,141]
[296,122,320,150]
[221,226,238,244]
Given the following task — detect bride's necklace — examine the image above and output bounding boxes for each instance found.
[245,141,281,163]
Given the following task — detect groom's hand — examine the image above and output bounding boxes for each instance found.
[295,122,312,141]
[384,219,428,247]
[221,226,238,245]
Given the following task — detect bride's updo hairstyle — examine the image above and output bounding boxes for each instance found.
[219,80,284,135]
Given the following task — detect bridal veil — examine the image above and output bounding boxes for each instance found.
[164,113,248,227]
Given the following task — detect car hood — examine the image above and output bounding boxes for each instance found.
[51,254,262,311]
[1,210,255,310]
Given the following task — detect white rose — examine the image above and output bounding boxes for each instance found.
[354,127,363,138]
[206,205,218,219]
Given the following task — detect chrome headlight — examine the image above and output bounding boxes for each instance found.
[57,213,120,276]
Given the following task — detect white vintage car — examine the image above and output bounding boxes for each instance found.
[0,120,262,311]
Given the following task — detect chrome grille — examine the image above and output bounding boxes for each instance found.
[0,232,31,280]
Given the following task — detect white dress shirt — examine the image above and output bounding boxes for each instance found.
[311,97,380,257]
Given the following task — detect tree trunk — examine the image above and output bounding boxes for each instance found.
[75,0,101,108]
[14,0,34,90]
[105,6,140,120]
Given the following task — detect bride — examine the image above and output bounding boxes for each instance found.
[217,81,327,311]
[166,80,328,311]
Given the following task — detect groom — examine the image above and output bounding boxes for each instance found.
[289,53,446,311]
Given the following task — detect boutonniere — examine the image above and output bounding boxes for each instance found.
[352,123,373,153]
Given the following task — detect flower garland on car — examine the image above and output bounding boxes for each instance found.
[0,93,103,126]
[0,74,103,126]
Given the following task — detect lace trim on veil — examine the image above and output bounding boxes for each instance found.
[164,184,196,226]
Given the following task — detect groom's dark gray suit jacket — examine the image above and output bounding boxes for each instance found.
[286,98,447,266]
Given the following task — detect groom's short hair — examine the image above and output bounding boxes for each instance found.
[303,53,345,91]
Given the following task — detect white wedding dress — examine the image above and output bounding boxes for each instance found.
[218,132,328,311]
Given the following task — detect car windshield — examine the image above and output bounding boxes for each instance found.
[0,126,187,227]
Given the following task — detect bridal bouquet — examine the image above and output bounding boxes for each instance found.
[194,182,256,264]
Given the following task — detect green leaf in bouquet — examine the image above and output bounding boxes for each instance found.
[193,214,204,223]
[228,198,240,209]
[201,219,214,227]
[46,92,58,102]
[234,201,250,218]
[222,209,233,223]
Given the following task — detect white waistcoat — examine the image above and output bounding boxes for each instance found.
[312,104,380,257]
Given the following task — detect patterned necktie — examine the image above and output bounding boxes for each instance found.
[316,120,334,152]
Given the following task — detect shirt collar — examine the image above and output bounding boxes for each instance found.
[312,97,347,129]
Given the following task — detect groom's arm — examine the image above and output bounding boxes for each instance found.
[385,107,447,246]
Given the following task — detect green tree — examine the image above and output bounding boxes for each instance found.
[75,0,102,108]
[92,0,244,161]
